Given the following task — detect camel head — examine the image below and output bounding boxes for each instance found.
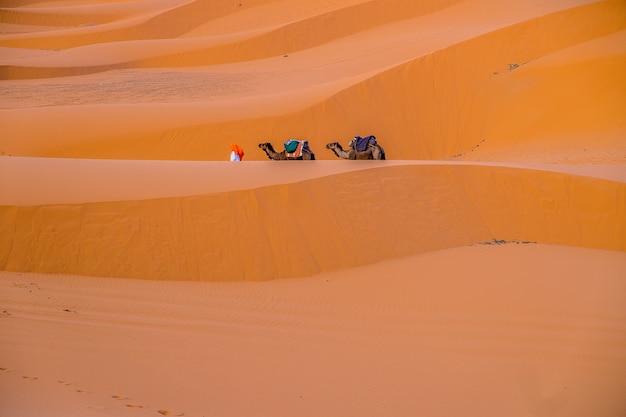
[326,142,341,150]
[259,142,276,152]
[258,142,284,160]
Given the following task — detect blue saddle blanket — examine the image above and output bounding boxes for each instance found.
[284,139,301,153]
[353,135,377,152]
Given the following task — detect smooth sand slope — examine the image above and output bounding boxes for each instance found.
[1,245,625,417]
[1,0,625,416]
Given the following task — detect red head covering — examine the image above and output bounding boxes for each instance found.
[230,143,244,160]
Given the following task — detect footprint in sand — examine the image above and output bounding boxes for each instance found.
[87,406,109,411]
[126,404,144,409]
[22,376,38,380]
[111,394,130,400]
[0,367,14,373]
[75,389,91,394]
[158,410,184,416]
[57,380,72,385]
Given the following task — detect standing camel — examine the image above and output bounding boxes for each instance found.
[258,142,315,160]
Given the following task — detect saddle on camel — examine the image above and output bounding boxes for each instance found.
[351,135,378,152]
[326,135,386,160]
[258,139,316,160]
[283,139,312,158]
[344,135,386,160]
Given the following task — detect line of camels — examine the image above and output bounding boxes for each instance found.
[258,137,386,160]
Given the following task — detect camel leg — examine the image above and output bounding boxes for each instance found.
[372,145,386,160]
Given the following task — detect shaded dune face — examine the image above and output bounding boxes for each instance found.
[0,0,625,280]
[1,164,624,281]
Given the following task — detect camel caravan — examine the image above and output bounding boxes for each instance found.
[258,135,386,161]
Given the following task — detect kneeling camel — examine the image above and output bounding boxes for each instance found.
[258,142,315,160]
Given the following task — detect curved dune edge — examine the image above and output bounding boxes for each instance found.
[0,0,460,54]
[2,2,625,161]
[1,157,626,206]
[1,244,625,417]
[0,0,617,76]
[1,164,624,281]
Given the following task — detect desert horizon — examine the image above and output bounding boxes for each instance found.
[1,0,625,416]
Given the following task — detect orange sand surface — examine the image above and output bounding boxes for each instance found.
[1,0,625,416]
[2,245,626,417]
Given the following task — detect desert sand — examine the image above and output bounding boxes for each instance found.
[1,0,625,416]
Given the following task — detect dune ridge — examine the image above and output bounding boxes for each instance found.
[2,0,625,162]
[2,164,624,281]
[2,156,625,206]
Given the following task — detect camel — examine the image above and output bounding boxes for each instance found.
[325,142,374,160]
[258,142,315,160]
[349,137,386,160]
[326,140,386,160]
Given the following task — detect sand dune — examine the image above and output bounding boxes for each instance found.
[2,0,625,161]
[2,156,625,205]
[1,0,625,416]
[2,161,625,281]
[1,244,625,417]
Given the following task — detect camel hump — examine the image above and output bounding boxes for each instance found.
[285,139,312,152]
[284,139,301,153]
[353,135,377,152]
